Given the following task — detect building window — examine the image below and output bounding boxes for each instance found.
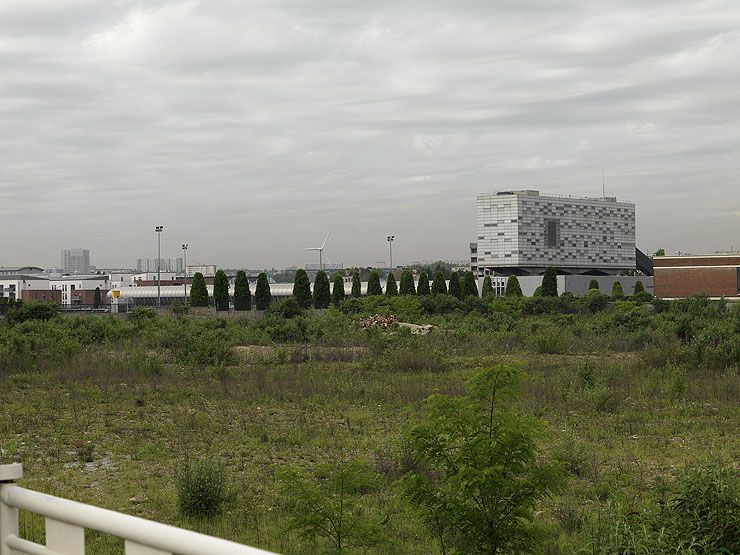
[545,219,559,247]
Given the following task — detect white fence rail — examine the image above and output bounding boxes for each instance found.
[0,464,277,555]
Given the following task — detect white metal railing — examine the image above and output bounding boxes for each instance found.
[0,464,277,555]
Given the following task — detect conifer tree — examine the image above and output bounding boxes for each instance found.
[313,270,331,309]
[233,270,252,311]
[293,269,312,308]
[93,287,101,308]
[331,274,346,306]
[505,275,523,297]
[541,267,558,297]
[416,271,430,296]
[633,281,645,295]
[463,271,479,297]
[367,271,382,296]
[255,272,272,310]
[611,280,624,299]
[430,272,447,296]
[448,271,462,300]
[189,272,209,307]
[213,269,230,311]
[588,279,600,291]
[351,271,361,298]
[399,270,416,295]
[482,276,494,298]
[385,273,398,296]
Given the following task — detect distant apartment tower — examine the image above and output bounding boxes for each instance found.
[472,190,636,276]
[61,249,90,275]
[136,257,183,274]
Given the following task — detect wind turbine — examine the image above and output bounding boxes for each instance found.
[302,233,330,270]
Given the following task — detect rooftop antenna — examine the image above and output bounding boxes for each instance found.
[302,233,330,270]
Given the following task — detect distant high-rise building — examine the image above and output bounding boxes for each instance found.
[136,257,183,273]
[61,249,90,275]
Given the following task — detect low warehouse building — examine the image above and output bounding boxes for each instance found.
[654,255,740,299]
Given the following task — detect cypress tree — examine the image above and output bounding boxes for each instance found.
[633,281,645,295]
[416,271,430,296]
[430,272,447,295]
[385,273,398,296]
[482,276,494,297]
[93,287,101,308]
[189,272,209,307]
[332,274,346,306]
[255,272,272,310]
[463,271,479,297]
[505,275,523,297]
[367,271,382,296]
[611,280,624,299]
[293,269,312,308]
[588,279,600,291]
[399,270,416,295]
[233,270,252,311]
[313,270,331,309]
[541,267,558,297]
[448,271,462,300]
[213,269,230,311]
[351,271,361,298]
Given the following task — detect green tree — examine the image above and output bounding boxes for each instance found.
[482,276,494,297]
[213,269,230,311]
[189,272,209,307]
[331,274,346,306]
[351,271,361,298]
[93,287,102,308]
[313,270,331,309]
[399,270,416,295]
[541,267,558,297]
[233,270,252,311]
[634,280,645,295]
[430,272,447,296]
[385,273,398,296]
[588,278,600,291]
[505,275,523,297]
[401,365,561,555]
[293,269,312,308]
[367,271,382,296]
[611,280,624,299]
[255,272,272,310]
[448,271,462,300]
[462,271,479,297]
[654,248,665,257]
[279,460,386,553]
[416,271,430,296]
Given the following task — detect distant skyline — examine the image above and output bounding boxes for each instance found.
[1,0,738,268]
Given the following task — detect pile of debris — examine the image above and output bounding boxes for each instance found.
[360,314,398,329]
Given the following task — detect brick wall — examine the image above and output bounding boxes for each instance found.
[654,267,739,298]
[654,255,740,268]
[22,290,62,303]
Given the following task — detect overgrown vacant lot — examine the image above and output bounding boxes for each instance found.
[1,294,738,553]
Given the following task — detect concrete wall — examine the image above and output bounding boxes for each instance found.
[516,275,653,297]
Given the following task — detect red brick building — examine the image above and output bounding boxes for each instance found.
[22,289,62,303]
[653,255,740,298]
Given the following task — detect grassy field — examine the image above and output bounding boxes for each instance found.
[1,295,738,553]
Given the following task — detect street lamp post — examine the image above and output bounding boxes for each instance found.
[387,235,395,270]
[182,244,188,303]
[155,226,164,307]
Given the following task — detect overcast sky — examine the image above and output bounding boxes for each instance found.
[1,0,738,269]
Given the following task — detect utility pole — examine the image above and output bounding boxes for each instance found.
[155,226,164,307]
[182,243,188,303]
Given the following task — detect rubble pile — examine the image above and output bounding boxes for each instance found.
[360,314,398,329]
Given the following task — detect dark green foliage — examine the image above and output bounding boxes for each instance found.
[654,248,665,257]
[416,271,430,296]
[541,267,558,297]
[589,279,600,291]
[482,276,494,297]
[586,289,608,313]
[634,281,645,295]
[213,270,230,311]
[93,287,102,308]
[462,271,478,297]
[293,269,312,308]
[233,270,252,311]
[367,271,382,296]
[177,458,227,518]
[269,297,303,319]
[611,280,624,299]
[189,272,209,307]
[430,272,447,296]
[255,272,271,310]
[533,286,542,298]
[399,270,415,295]
[6,301,58,325]
[448,271,462,300]
[506,275,523,297]
[331,274,345,306]
[385,273,398,296]
[312,270,331,309]
[351,271,361,298]
[401,365,562,554]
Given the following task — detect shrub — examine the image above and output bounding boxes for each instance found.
[589,279,600,291]
[462,271,479,297]
[416,271,430,296]
[367,271,382,296]
[586,289,608,313]
[541,267,558,297]
[6,301,58,325]
[385,273,398,296]
[233,270,252,311]
[312,270,330,309]
[177,458,227,518]
[448,271,462,300]
[611,280,624,300]
[255,272,272,310]
[505,275,523,297]
[293,269,312,308]
[482,276,494,298]
[399,270,416,295]
[351,271,361,297]
[129,307,157,322]
[430,272,447,295]
[213,270,230,311]
[189,273,209,307]
[331,273,346,306]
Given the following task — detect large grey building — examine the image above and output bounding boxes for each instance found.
[472,190,636,276]
[61,249,90,275]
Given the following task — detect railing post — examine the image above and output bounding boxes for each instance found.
[0,463,23,555]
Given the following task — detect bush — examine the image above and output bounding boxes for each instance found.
[293,269,312,308]
[177,458,227,518]
[367,271,383,296]
[505,275,523,297]
[6,301,58,325]
[541,267,558,297]
[129,307,157,322]
[189,272,209,307]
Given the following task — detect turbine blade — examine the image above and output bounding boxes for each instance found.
[321,233,330,249]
